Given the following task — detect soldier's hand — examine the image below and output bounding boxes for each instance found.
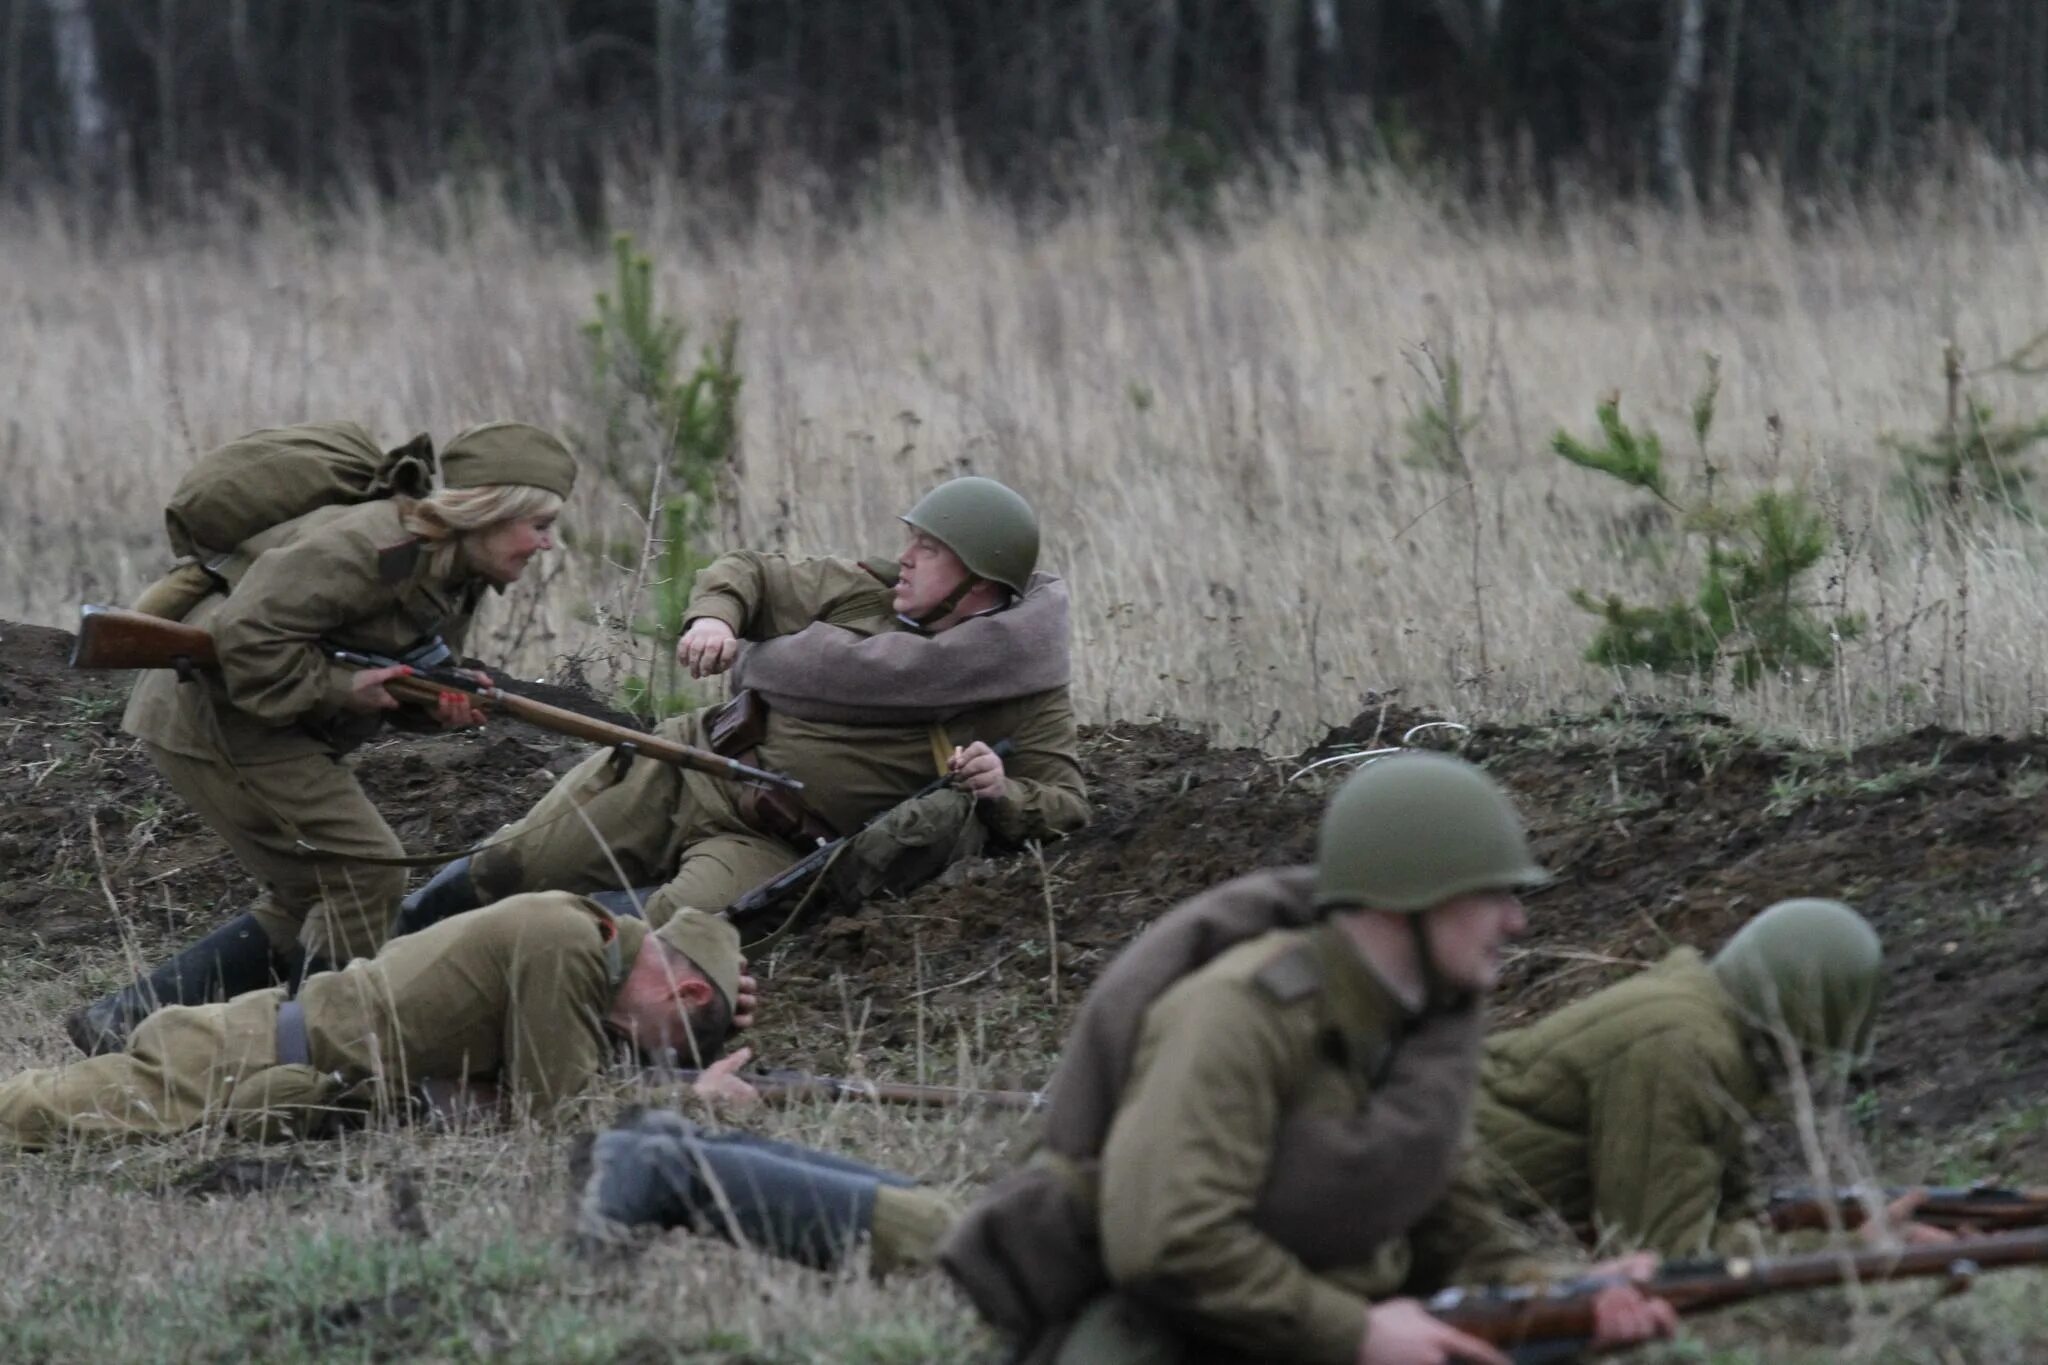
[677,618,740,678]
[949,741,1008,800]
[1358,1299,1510,1365]
[691,1046,761,1110]
[733,965,759,1030]
[1866,1191,1958,1247]
[1585,1280,1679,1349]
[343,663,411,713]
[432,687,488,729]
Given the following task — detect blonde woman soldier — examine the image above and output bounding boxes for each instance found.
[67,422,577,1057]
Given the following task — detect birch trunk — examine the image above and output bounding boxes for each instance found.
[42,0,112,182]
[1654,0,1705,202]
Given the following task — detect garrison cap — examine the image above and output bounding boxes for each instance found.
[440,422,578,499]
[654,908,744,1010]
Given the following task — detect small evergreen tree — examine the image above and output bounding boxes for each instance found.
[583,232,743,716]
[1554,361,1862,689]
[1886,338,2048,524]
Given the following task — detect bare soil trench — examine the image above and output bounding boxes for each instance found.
[5,617,2046,1158]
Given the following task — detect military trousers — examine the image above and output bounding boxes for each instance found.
[469,708,798,928]
[0,990,336,1149]
[147,742,407,964]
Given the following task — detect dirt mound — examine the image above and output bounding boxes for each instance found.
[5,618,2048,1145]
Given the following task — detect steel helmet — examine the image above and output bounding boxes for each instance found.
[1712,898,1884,1061]
[1313,752,1550,912]
[900,476,1040,595]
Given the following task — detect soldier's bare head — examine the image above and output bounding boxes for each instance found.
[606,935,735,1064]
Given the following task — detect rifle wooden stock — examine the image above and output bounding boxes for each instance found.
[1768,1184,2048,1234]
[1431,1228,2048,1356]
[69,604,800,792]
[671,1068,1047,1114]
[69,604,218,670]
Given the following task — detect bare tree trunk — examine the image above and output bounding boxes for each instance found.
[154,0,179,178]
[1142,0,1178,122]
[1,0,26,183]
[1084,0,1123,129]
[43,0,112,185]
[417,0,445,173]
[687,0,730,136]
[1654,0,1705,202]
[656,0,685,166]
[1706,0,1743,202]
[1263,0,1301,138]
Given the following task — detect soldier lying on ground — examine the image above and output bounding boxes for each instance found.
[70,422,581,1055]
[395,474,1089,937]
[2,895,749,1149]
[575,754,1680,1365]
[1474,897,1953,1256]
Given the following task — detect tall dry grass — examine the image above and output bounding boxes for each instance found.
[10,163,2048,747]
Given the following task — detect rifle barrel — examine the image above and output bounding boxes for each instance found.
[374,672,802,791]
[672,1069,1047,1114]
[1434,1228,2048,1348]
[1768,1184,2048,1234]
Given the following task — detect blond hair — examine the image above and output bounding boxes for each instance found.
[398,484,564,576]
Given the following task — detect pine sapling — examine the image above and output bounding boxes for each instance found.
[1553,359,1862,689]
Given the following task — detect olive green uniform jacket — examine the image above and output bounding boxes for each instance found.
[0,893,641,1149]
[122,500,488,960]
[944,869,1543,1365]
[1474,948,1772,1257]
[472,551,1088,927]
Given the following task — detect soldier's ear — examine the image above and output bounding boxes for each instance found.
[674,977,714,1009]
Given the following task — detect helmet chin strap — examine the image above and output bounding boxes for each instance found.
[909,573,983,630]
[1410,915,1453,1014]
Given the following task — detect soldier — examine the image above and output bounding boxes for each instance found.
[395,474,1088,934]
[577,754,1677,1365]
[3,895,748,1149]
[69,422,579,1056]
[1475,897,1944,1256]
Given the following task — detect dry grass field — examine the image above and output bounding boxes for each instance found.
[13,165,2048,1362]
[10,164,2048,747]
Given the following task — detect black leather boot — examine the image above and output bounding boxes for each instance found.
[65,911,295,1056]
[572,1111,912,1266]
[388,856,481,938]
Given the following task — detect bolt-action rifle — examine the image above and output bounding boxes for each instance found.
[668,1066,1047,1114]
[1767,1181,2048,1234]
[723,737,1014,938]
[68,604,800,791]
[1429,1228,2048,1362]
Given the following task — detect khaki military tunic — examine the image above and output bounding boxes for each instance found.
[124,500,487,961]
[1059,925,1535,1365]
[471,551,1088,926]
[1474,948,1772,1257]
[0,894,640,1149]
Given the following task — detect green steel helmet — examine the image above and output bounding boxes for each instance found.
[1712,898,1885,1062]
[900,476,1040,595]
[1313,752,1551,913]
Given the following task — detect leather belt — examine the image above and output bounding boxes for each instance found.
[275,999,311,1067]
